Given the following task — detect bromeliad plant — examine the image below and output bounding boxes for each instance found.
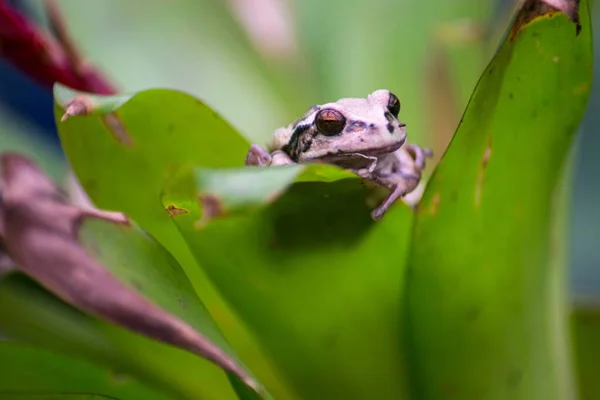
[0,0,594,399]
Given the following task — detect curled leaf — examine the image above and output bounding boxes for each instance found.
[0,153,263,395]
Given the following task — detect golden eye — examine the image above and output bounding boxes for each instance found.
[315,109,346,136]
[387,92,400,117]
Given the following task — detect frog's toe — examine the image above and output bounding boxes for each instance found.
[371,206,387,221]
[406,144,433,170]
[245,144,272,166]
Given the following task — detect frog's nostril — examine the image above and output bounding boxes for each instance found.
[399,123,406,128]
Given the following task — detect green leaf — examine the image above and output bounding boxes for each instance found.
[0,201,274,399]
[0,342,168,400]
[78,218,266,397]
[405,1,592,399]
[162,163,415,399]
[53,86,291,398]
[0,273,239,399]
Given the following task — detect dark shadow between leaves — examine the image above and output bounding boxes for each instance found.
[264,179,376,252]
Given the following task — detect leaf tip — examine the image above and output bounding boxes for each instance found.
[510,0,582,41]
[61,95,95,122]
[165,204,189,217]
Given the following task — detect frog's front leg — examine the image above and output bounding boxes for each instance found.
[370,179,417,220]
[370,144,433,220]
[245,144,295,166]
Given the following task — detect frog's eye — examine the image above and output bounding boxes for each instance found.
[387,92,401,117]
[315,109,346,136]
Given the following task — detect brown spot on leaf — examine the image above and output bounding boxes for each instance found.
[510,0,581,42]
[61,95,94,121]
[466,307,480,322]
[165,204,188,217]
[109,370,131,384]
[441,382,457,396]
[178,297,187,309]
[507,367,523,388]
[195,194,226,229]
[130,279,144,292]
[475,136,493,208]
[573,81,591,96]
[268,237,279,249]
[101,113,133,146]
[430,193,441,215]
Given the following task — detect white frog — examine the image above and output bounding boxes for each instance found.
[245,89,432,220]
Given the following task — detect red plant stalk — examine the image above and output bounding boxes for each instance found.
[0,0,116,95]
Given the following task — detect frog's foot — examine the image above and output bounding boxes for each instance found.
[245,144,273,166]
[404,144,433,170]
[370,179,419,220]
[371,184,405,221]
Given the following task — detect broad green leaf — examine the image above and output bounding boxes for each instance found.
[0,273,238,400]
[405,1,592,399]
[78,218,266,398]
[162,163,414,399]
[53,86,292,398]
[0,343,168,399]
[0,203,273,399]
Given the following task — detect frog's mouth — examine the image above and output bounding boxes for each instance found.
[319,140,405,169]
[333,139,405,158]
[362,140,405,155]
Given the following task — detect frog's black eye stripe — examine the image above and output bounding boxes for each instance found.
[387,92,401,117]
[315,109,346,136]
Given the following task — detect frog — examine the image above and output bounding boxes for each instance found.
[245,89,432,220]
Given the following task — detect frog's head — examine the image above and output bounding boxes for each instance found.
[273,89,408,164]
